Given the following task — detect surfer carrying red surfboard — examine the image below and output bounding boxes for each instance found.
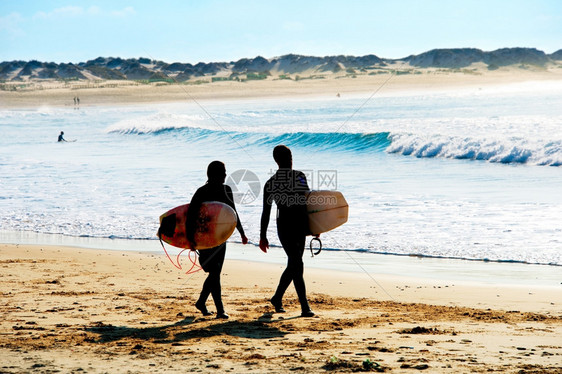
[259,145,315,318]
[186,161,248,319]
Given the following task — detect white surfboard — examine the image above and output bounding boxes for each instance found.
[306,190,348,235]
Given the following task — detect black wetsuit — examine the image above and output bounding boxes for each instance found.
[186,182,244,314]
[261,169,311,312]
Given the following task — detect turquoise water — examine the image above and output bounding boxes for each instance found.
[1,81,561,265]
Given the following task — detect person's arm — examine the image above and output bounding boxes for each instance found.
[297,171,317,237]
[259,182,272,253]
[297,171,310,192]
[225,185,248,244]
[185,188,203,249]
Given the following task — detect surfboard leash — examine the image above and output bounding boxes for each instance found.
[158,235,202,274]
[158,235,181,269]
[178,248,203,275]
[309,237,322,257]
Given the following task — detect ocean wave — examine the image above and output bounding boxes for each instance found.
[387,133,562,166]
[105,117,561,166]
[258,131,391,152]
[105,112,206,134]
[107,120,392,153]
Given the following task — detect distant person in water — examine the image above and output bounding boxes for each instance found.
[186,161,248,319]
[58,131,66,142]
[259,145,315,317]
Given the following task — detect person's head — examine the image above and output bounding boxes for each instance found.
[207,160,226,184]
[273,145,292,168]
[60,131,64,135]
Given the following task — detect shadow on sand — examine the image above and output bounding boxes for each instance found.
[85,315,287,344]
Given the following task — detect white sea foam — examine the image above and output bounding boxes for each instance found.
[387,133,562,166]
[105,112,207,134]
[2,87,562,265]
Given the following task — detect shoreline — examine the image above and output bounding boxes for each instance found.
[2,69,562,110]
[1,242,560,313]
[2,231,561,288]
[1,243,560,373]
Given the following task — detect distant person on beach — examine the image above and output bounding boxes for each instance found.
[186,161,248,319]
[57,131,66,142]
[259,145,315,317]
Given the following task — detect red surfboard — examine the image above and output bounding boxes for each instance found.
[158,201,237,250]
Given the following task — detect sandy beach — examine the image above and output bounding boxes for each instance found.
[2,70,562,372]
[2,67,562,109]
[1,243,560,373]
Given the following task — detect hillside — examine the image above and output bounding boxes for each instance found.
[1,47,561,83]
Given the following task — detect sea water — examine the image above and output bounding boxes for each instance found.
[1,81,561,267]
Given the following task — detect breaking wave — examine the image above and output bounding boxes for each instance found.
[387,133,562,166]
[107,117,561,166]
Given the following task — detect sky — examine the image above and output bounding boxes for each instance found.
[1,0,561,64]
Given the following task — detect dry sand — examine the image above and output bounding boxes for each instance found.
[1,67,562,109]
[1,244,560,373]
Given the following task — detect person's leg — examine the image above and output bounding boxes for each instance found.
[196,274,213,316]
[270,258,292,312]
[209,244,228,318]
[195,244,225,316]
[274,230,312,315]
[195,249,213,315]
[285,235,312,313]
[206,270,226,316]
[271,222,291,311]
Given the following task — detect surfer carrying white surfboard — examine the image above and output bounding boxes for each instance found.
[259,145,315,317]
[186,161,248,319]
